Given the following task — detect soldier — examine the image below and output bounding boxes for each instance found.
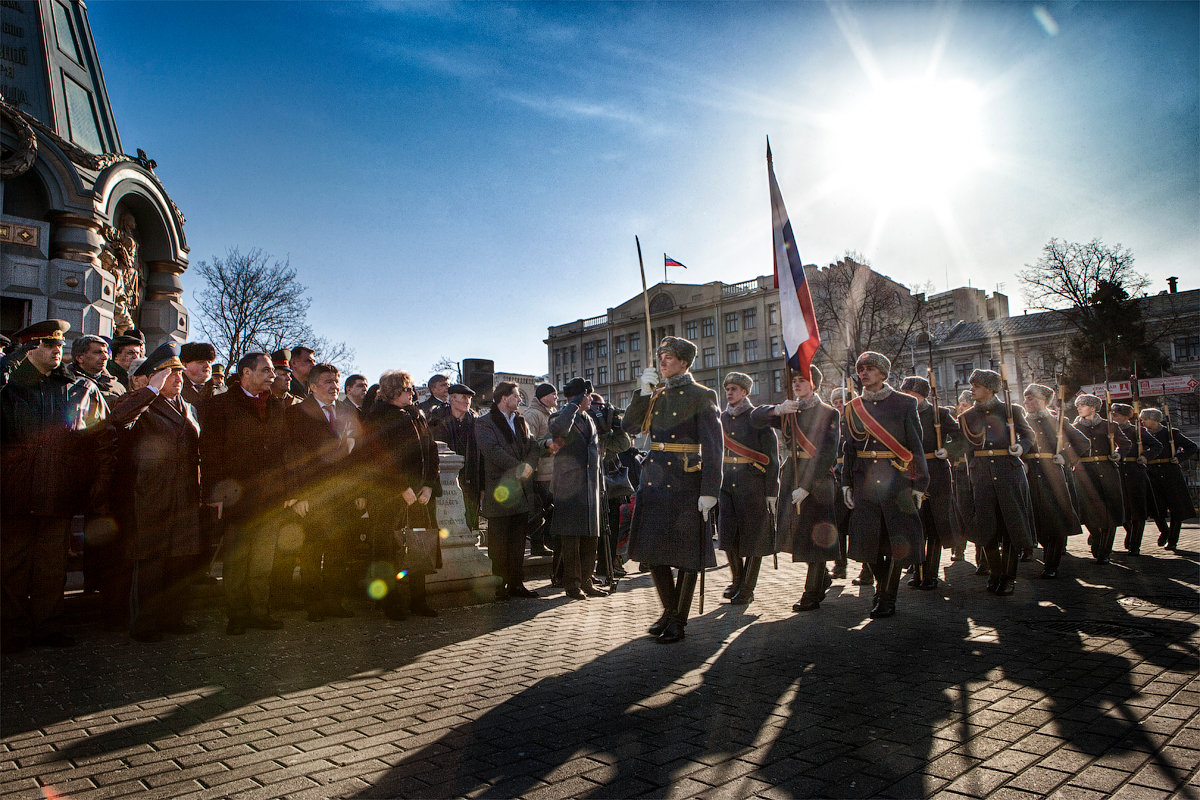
[1,320,112,653]
[953,389,977,569]
[841,352,928,618]
[622,336,721,644]
[1071,394,1131,564]
[899,376,963,590]
[754,367,840,612]
[959,369,1035,595]
[718,372,779,606]
[1109,403,1163,556]
[211,364,227,394]
[828,386,854,580]
[1139,407,1198,552]
[1021,384,1088,578]
[271,349,304,405]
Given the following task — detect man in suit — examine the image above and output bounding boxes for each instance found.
[418,373,451,417]
[338,373,369,422]
[200,352,289,635]
[288,346,317,399]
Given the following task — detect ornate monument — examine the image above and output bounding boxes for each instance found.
[1,0,189,345]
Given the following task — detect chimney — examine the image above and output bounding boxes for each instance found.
[1167,277,1178,294]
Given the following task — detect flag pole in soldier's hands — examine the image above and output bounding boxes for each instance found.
[636,236,654,369]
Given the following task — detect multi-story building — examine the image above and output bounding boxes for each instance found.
[923,286,1010,327]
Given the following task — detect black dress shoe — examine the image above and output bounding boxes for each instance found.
[920,578,938,591]
[1126,549,1140,557]
[869,600,895,618]
[907,575,922,588]
[566,588,588,600]
[986,575,1002,594]
[384,606,408,621]
[161,621,198,635]
[131,630,164,643]
[411,603,439,617]
[793,597,821,612]
[581,585,609,597]
[995,578,1015,596]
[656,619,686,643]
[648,611,674,636]
[245,615,284,630]
[729,589,754,605]
[722,584,738,600]
[226,619,247,635]
[1158,532,1169,547]
[510,586,542,599]
[1095,557,1111,565]
[1039,569,1057,579]
[32,632,75,647]
[494,587,510,601]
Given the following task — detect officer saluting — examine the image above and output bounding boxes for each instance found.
[622,337,722,644]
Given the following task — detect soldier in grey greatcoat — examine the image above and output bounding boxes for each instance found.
[717,372,779,606]
[841,352,929,619]
[1110,403,1162,556]
[1022,384,1088,578]
[1140,407,1198,551]
[622,337,722,644]
[1071,394,1131,564]
[959,369,1036,595]
[899,376,963,591]
[753,366,840,612]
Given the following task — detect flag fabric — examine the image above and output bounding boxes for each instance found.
[664,254,687,269]
[768,142,820,382]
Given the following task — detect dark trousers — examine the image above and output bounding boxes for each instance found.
[1,515,70,647]
[560,537,599,591]
[487,514,530,590]
[130,556,190,635]
[223,515,279,620]
[298,512,348,611]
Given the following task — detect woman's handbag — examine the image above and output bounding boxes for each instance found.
[604,464,635,499]
[400,527,439,574]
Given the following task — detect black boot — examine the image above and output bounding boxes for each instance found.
[657,570,697,644]
[852,563,873,586]
[648,566,677,636]
[723,551,743,600]
[984,547,1003,593]
[794,562,832,612]
[730,557,761,605]
[831,557,847,579]
[1124,521,1144,555]
[1041,534,1064,578]
[920,538,941,590]
[870,560,897,618]
[996,545,1019,595]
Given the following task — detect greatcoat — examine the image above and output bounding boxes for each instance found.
[959,398,1036,550]
[1146,426,1198,524]
[1071,417,1131,537]
[718,399,780,557]
[547,402,603,539]
[1116,421,1163,528]
[1023,409,1087,543]
[916,401,965,549]
[621,373,722,571]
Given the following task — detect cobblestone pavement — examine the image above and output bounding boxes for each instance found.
[3,526,1198,800]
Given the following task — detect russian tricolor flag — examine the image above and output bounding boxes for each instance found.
[768,141,820,382]
[664,254,687,269]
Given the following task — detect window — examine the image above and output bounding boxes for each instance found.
[614,335,625,354]
[555,374,560,386]
[704,378,718,389]
[631,360,640,374]
[725,312,739,334]
[617,363,627,382]
[1175,335,1200,361]
[617,390,631,406]
[1179,396,1199,426]
[555,349,562,366]
[597,339,607,358]
[570,346,577,363]
[772,370,783,393]
[749,373,760,395]
[630,332,640,352]
[727,343,740,364]
[701,317,715,338]
[770,336,780,358]
[585,368,594,382]
[685,320,698,340]
[703,347,717,369]
[744,340,759,362]
[584,342,594,361]
[955,363,973,385]
[768,304,779,325]
[598,365,608,384]
[743,308,757,330]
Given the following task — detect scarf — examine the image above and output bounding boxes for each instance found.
[488,405,528,445]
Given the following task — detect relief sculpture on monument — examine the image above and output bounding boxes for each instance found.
[101,210,144,335]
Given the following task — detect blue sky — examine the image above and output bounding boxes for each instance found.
[90,1,1199,382]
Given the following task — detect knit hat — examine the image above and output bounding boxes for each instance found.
[656,336,697,366]
[900,376,930,397]
[1075,394,1103,409]
[535,382,557,400]
[968,369,1002,393]
[1023,384,1054,403]
[723,372,753,392]
[855,351,891,377]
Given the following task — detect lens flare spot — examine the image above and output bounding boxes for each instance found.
[493,485,510,503]
[277,524,304,552]
[396,570,408,580]
[368,579,388,600]
[439,528,449,539]
[891,541,911,561]
[813,522,839,548]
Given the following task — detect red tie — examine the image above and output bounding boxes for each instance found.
[324,405,336,433]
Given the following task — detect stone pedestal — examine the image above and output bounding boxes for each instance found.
[426,442,500,603]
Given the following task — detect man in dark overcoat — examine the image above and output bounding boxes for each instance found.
[841,352,928,618]
[1022,384,1088,578]
[179,342,217,408]
[200,352,290,635]
[960,369,1036,595]
[900,375,963,590]
[430,384,482,531]
[1110,403,1163,556]
[717,371,778,606]
[1139,407,1198,551]
[753,367,839,611]
[1071,394,1131,564]
[108,343,203,642]
[107,330,145,390]
[621,336,722,644]
[548,377,607,600]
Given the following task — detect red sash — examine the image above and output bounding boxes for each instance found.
[785,416,818,458]
[847,397,914,465]
[724,433,770,465]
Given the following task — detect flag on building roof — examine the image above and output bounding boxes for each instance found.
[768,140,820,382]
[664,254,687,269]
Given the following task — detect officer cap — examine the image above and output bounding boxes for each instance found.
[13,319,69,344]
[271,349,293,372]
[211,364,226,376]
[110,329,146,351]
[134,342,184,377]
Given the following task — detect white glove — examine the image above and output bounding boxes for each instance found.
[912,490,924,510]
[698,495,718,521]
[766,496,778,516]
[1008,443,1024,457]
[1052,453,1066,466]
[842,486,855,510]
[638,367,659,396]
[934,448,948,460]
[1136,455,1147,466]
[791,486,809,507]
[1108,452,1121,462]
[776,399,800,415]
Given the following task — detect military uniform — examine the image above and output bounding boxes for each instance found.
[1144,420,1198,551]
[1114,416,1163,555]
[910,392,964,590]
[719,392,779,605]
[1071,407,1131,563]
[1022,407,1087,577]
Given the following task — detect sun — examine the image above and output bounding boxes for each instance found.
[833,78,989,205]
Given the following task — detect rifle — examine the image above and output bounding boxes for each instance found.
[1056,366,1067,456]
[1102,345,1117,457]
[1132,361,1144,460]
[996,331,1016,448]
[1161,368,1179,461]
[926,338,941,446]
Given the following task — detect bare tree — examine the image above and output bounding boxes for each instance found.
[193,247,356,372]
[429,356,461,383]
[1018,238,1147,328]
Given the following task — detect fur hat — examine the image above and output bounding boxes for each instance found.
[1023,383,1054,403]
[1110,403,1134,417]
[179,342,217,364]
[829,386,855,403]
[968,369,1002,393]
[855,351,891,377]
[807,365,824,392]
[723,372,753,392]
[563,377,594,399]
[900,376,930,397]
[1075,394,1103,409]
[1139,407,1163,422]
[656,336,697,366]
[958,389,973,405]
